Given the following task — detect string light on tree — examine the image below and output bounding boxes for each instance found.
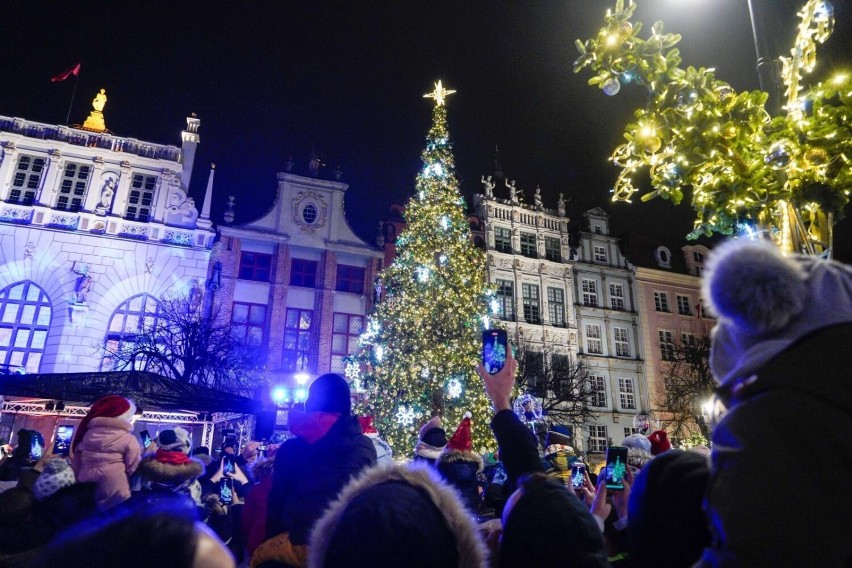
[352,80,498,454]
[574,0,850,256]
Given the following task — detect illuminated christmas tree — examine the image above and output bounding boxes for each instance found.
[350,81,496,455]
[575,0,850,255]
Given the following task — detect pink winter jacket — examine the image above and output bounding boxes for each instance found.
[71,416,141,510]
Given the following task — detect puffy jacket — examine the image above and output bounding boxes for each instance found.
[71,417,140,510]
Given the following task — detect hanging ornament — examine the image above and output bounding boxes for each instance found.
[415,266,431,282]
[619,21,633,35]
[804,147,829,166]
[602,77,621,96]
[720,122,737,140]
[420,366,430,379]
[658,162,682,187]
[764,140,794,170]
[513,394,543,424]
[374,344,384,362]
[676,89,699,110]
[437,253,448,266]
[715,85,735,110]
[344,361,361,381]
[440,215,451,230]
[447,378,463,399]
[643,135,662,154]
[395,405,418,427]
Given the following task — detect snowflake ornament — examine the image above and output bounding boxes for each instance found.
[416,266,431,282]
[440,215,451,230]
[344,361,361,381]
[447,378,463,399]
[395,405,418,426]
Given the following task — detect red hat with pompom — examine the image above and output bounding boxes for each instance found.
[648,429,672,455]
[72,395,135,451]
[357,415,378,436]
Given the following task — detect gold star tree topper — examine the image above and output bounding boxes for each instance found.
[423,80,456,106]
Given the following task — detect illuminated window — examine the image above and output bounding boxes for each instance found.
[331,313,364,373]
[282,308,313,372]
[10,155,45,205]
[336,265,365,294]
[102,294,162,371]
[290,259,318,287]
[57,162,90,212]
[239,252,272,282]
[0,282,51,373]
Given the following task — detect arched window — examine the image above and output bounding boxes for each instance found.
[102,294,163,370]
[0,281,51,373]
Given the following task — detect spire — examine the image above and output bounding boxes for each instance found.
[196,163,215,230]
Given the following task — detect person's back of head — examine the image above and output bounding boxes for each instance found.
[500,473,609,567]
[628,449,711,568]
[309,463,488,568]
[0,487,36,554]
[32,501,234,568]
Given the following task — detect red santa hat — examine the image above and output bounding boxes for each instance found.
[446,412,473,453]
[648,429,672,455]
[437,412,483,473]
[72,395,136,451]
[357,415,378,437]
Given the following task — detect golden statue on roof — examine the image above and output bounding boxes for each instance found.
[82,88,108,131]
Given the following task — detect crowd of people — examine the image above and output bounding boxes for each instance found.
[0,240,849,567]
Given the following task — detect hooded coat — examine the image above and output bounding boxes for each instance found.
[135,453,205,506]
[71,417,141,510]
[309,463,488,568]
[266,414,376,545]
[698,240,852,566]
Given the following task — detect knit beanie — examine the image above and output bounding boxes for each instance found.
[72,395,136,451]
[305,373,352,415]
[157,427,192,454]
[628,450,711,568]
[33,458,76,501]
[419,416,448,448]
[648,430,671,455]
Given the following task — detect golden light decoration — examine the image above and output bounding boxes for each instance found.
[574,0,850,256]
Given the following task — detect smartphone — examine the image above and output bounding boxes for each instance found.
[257,439,268,459]
[571,463,586,489]
[604,446,628,491]
[140,430,152,449]
[29,431,45,462]
[222,455,236,476]
[222,429,236,450]
[53,425,75,456]
[219,478,233,504]
[482,329,508,375]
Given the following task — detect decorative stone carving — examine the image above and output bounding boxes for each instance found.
[292,190,329,235]
[95,172,118,215]
[164,174,199,227]
[24,242,35,260]
[223,196,235,224]
[514,259,522,269]
[145,257,154,274]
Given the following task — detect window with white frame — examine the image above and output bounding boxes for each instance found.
[594,245,608,263]
[102,293,162,371]
[624,427,641,438]
[619,377,636,409]
[613,326,630,357]
[659,330,675,361]
[331,313,364,373]
[609,283,625,310]
[654,291,670,312]
[126,174,157,222]
[676,294,692,316]
[10,155,45,205]
[520,232,537,258]
[494,227,512,253]
[586,324,603,354]
[682,332,697,348]
[581,279,598,307]
[588,425,608,452]
[547,287,566,327]
[589,375,607,407]
[282,308,313,373]
[693,251,705,276]
[495,279,515,320]
[0,281,51,373]
[522,283,541,324]
[57,162,91,212]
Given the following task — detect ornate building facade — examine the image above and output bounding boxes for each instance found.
[0,101,214,375]
[211,169,383,404]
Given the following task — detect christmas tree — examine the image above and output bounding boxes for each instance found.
[350,81,496,455]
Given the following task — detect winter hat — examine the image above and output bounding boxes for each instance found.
[436,413,484,512]
[628,450,711,568]
[72,395,136,451]
[157,427,192,454]
[33,458,76,501]
[703,239,852,384]
[446,412,473,453]
[622,433,653,454]
[414,416,447,462]
[309,463,489,568]
[305,373,351,415]
[648,430,671,455]
[500,473,609,567]
[357,416,378,436]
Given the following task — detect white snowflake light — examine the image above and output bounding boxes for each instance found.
[395,405,418,426]
[375,344,384,362]
[344,361,361,381]
[433,163,444,176]
[438,253,448,266]
[420,366,430,379]
[419,190,425,200]
[447,378,463,399]
[416,266,430,282]
[490,298,500,313]
[440,215,451,230]
[481,315,491,329]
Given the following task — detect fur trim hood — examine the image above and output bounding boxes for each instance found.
[413,440,445,461]
[136,453,204,485]
[437,447,484,473]
[703,239,852,384]
[309,463,488,567]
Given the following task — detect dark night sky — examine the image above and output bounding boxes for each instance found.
[2,1,850,258]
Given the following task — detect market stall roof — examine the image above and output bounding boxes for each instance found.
[0,370,262,415]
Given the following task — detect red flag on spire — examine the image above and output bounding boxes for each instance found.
[50,63,81,83]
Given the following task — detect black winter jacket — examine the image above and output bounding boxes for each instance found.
[699,323,852,567]
[490,409,543,493]
[266,415,376,545]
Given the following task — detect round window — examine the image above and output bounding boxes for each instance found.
[302,203,318,224]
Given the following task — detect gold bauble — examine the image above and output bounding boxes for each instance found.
[721,122,737,140]
[620,21,633,34]
[804,147,829,166]
[644,135,662,154]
